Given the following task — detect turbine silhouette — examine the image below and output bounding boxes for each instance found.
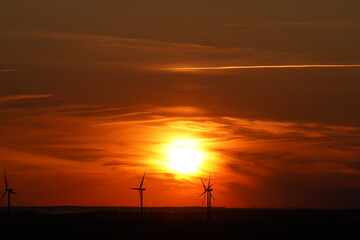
[0,169,18,213]
[131,171,146,218]
[200,173,214,221]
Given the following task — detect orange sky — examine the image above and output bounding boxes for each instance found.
[0,0,360,208]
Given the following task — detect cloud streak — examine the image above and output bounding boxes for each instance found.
[8,31,312,70]
[0,69,15,72]
[0,94,54,102]
[167,64,360,71]
[222,22,360,28]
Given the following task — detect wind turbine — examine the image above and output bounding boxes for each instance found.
[131,171,146,218]
[0,169,18,213]
[200,173,214,221]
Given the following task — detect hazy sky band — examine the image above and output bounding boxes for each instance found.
[168,64,360,70]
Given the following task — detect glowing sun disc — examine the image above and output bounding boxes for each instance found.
[166,139,204,174]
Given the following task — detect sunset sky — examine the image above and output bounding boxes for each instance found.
[1,0,360,208]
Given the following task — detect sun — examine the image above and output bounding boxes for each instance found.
[165,139,204,174]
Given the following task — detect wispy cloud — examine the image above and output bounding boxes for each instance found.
[0,94,54,102]
[166,64,360,71]
[0,69,15,72]
[222,22,360,28]
[1,103,359,169]
[10,31,312,70]
[1,103,359,207]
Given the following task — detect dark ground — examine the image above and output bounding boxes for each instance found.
[0,208,359,240]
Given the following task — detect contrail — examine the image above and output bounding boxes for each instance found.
[167,64,360,71]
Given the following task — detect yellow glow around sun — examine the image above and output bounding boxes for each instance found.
[165,139,204,174]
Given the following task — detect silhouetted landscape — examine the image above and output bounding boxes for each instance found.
[1,207,359,240]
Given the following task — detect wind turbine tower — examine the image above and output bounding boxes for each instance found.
[131,171,146,218]
[200,173,214,221]
[0,169,18,213]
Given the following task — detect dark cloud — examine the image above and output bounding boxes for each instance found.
[102,158,145,167]
[347,161,360,171]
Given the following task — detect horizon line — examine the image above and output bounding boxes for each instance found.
[3,206,358,210]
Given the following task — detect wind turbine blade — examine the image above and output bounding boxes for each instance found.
[199,191,206,197]
[4,169,8,189]
[200,178,206,190]
[139,171,146,188]
[207,172,211,188]
[130,188,139,190]
[0,191,6,201]
[11,192,18,195]
[202,194,206,206]
[210,192,215,201]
